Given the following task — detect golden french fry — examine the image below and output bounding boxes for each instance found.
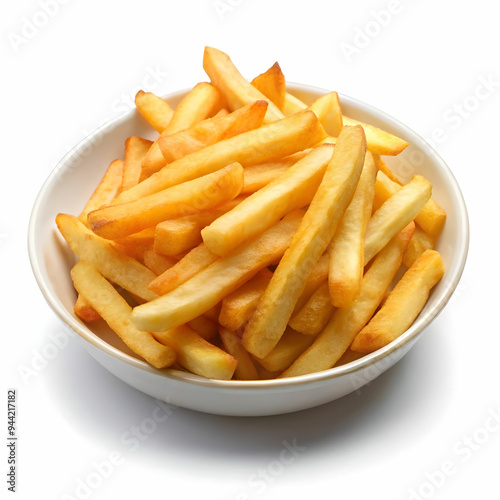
[134,90,174,133]
[74,294,101,322]
[153,196,245,257]
[309,91,343,137]
[293,252,331,314]
[158,100,268,163]
[241,150,310,194]
[140,82,224,180]
[112,227,156,262]
[203,46,284,123]
[149,242,218,295]
[342,116,409,155]
[280,223,415,378]
[242,126,366,359]
[334,349,365,367]
[56,214,158,302]
[378,157,401,183]
[218,268,273,332]
[112,110,326,206]
[219,327,259,380]
[142,249,177,275]
[351,249,444,354]
[202,144,334,256]
[289,281,335,336]
[251,62,286,110]
[165,81,223,135]
[154,324,237,380]
[403,225,435,268]
[329,152,377,307]
[364,175,432,264]
[132,210,304,332]
[120,136,153,193]
[78,159,123,225]
[88,162,244,239]
[256,327,314,373]
[71,261,175,369]
[282,91,307,115]
[186,315,218,341]
[140,142,167,181]
[373,170,447,238]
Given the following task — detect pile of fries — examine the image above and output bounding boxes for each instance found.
[57,47,446,381]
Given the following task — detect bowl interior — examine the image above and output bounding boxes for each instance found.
[28,84,469,390]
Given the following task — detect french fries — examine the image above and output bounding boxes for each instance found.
[56,47,447,382]
[131,210,304,332]
[112,110,326,206]
[56,214,158,302]
[251,62,286,110]
[203,46,284,123]
[153,324,237,380]
[134,90,174,133]
[351,249,444,353]
[201,144,334,256]
[363,175,432,264]
[242,126,366,358]
[158,100,267,163]
[71,260,176,369]
[281,224,415,377]
[328,152,377,307]
[88,162,244,239]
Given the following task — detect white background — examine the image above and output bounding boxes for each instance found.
[2,1,499,499]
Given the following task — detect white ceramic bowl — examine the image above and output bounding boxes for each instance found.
[28,84,469,416]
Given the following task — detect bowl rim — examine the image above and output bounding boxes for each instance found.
[28,83,470,390]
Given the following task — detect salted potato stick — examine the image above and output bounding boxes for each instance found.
[202,144,334,256]
[132,210,304,333]
[165,82,223,135]
[187,315,218,341]
[364,175,432,264]
[351,249,444,354]
[293,253,331,314]
[134,90,174,133]
[282,91,307,115]
[251,62,286,110]
[329,152,377,307]
[342,116,408,155]
[158,100,268,163]
[242,126,366,359]
[241,150,310,194]
[140,142,167,181]
[74,294,100,322]
[153,197,245,256]
[374,170,447,238]
[154,324,237,380]
[309,91,343,137]
[71,261,175,369]
[88,162,244,239]
[56,214,158,302]
[203,46,284,123]
[218,268,273,332]
[280,223,415,378]
[257,328,314,373]
[113,110,326,206]
[140,82,223,179]
[120,137,153,193]
[149,243,219,296]
[289,281,335,336]
[78,159,123,225]
[403,225,435,268]
[142,249,177,276]
[219,328,259,380]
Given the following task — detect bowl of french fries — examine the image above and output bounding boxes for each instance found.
[28,47,468,416]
